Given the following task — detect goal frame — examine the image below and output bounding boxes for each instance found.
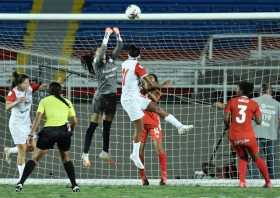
[1,12,280,186]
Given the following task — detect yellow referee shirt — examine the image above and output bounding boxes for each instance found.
[37,95,76,127]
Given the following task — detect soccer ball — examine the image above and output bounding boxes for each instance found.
[125,4,141,20]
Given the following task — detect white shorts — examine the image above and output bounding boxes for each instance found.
[121,95,151,122]
[9,121,30,145]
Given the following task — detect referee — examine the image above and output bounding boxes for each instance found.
[16,82,79,192]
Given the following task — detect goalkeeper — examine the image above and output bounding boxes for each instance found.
[82,27,123,167]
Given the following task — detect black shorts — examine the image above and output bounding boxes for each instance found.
[92,93,117,115]
[36,125,72,151]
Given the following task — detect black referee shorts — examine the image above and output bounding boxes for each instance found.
[37,125,72,151]
[92,93,117,115]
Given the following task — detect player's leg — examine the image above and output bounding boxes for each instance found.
[57,127,79,192]
[9,125,28,179]
[16,148,48,191]
[145,101,193,134]
[131,118,145,169]
[121,97,145,169]
[82,112,101,167]
[16,127,53,191]
[150,128,167,185]
[4,146,18,164]
[247,139,271,187]
[59,150,79,192]
[232,143,249,187]
[139,129,149,185]
[16,144,27,182]
[264,139,274,179]
[99,94,117,160]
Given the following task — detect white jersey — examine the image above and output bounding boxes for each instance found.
[6,86,34,125]
[120,58,151,121]
[6,84,39,144]
[121,58,148,98]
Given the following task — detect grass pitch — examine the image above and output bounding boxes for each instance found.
[0,185,279,198]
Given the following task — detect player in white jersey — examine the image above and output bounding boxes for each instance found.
[121,45,194,169]
[4,72,46,181]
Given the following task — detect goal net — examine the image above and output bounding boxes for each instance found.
[0,14,280,186]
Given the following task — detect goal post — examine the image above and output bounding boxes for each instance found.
[0,12,280,186]
[0,12,280,20]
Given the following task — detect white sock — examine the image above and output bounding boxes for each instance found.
[10,147,18,154]
[132,141,141,156]
[116,33,123,42]
[82,153,89,161]
[164,114,183,129]
[17,164,25,180]
[102,32,111,45]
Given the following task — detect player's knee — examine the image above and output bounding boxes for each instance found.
[17,154,26,164]
[62,154,70,163]
[90,113,100,123]
[104,114,114,122]
[33,150,47,162]
[251,152,260,162]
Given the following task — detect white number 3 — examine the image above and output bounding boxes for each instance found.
[236,104,247,123]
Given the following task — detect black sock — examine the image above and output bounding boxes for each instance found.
[19,160,36,185]
[103,120,112,153]
[63,161,77,187]
[83,122,98,153]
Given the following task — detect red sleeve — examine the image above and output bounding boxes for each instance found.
[224,100,231,113]
[6,90,16,102]
[30,82,40,92]
[134,63,147,78]
[254,102,262,118]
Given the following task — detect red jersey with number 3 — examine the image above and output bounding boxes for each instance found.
[224,96,262,141]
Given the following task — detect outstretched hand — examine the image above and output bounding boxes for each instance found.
[39,83,48,90]
[113,27,120,34]
[105,27,113,34]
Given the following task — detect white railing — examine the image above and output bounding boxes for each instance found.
[205,33,280,60]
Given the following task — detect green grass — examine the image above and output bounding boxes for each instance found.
[0,185,279,198]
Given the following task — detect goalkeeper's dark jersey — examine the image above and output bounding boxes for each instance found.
[93,41,123,96]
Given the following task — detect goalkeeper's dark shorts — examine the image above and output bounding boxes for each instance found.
[37,124,72,151]
[92,93,117,115]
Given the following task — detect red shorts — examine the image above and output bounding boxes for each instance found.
[140,126,163,144]
[230,137,259,158]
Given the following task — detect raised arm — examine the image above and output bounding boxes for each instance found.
[111,27,124,60]
[94,27,113,64]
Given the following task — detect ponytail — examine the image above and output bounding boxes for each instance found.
[49,82,70,108]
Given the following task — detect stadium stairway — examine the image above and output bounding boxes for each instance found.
[20,0,84,83]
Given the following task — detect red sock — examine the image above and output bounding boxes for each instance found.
[159,152,167,182]
[255,157,270,184]
[238,159,247,184]
[139,152,146,179]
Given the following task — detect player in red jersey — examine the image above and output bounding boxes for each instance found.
[139,74,170,186]
[224,81,271,188]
